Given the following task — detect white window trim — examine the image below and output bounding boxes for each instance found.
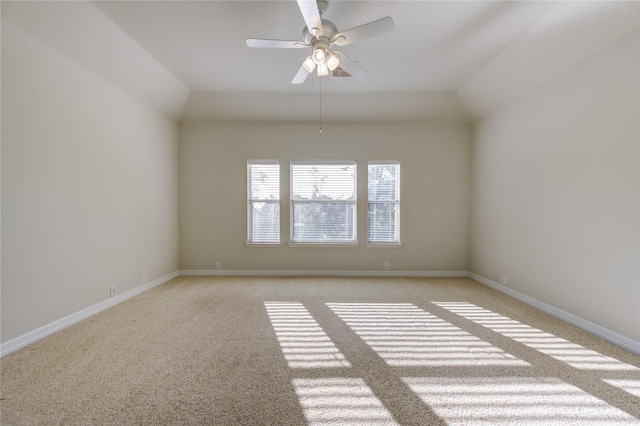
[365,242,402,248]
[288,242,359,248]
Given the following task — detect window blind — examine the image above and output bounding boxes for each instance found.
[248,161,280,243]
[368,162,400,243]
[291,162,357,243]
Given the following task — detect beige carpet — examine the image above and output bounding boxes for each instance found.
[2,276,640,425]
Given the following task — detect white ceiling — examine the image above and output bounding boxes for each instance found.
[2,1,638,122]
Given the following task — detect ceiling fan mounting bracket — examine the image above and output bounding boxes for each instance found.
[317,0,329,16]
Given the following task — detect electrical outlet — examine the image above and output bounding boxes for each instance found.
[110,287,117,297]
[501,276,507,286]
[384,262,390,271]
[216,261,221,270]
[141,274,147,284]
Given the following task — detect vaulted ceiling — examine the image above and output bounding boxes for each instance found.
[2,1,638,122]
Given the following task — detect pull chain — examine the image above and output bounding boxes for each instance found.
[319,77,322,134]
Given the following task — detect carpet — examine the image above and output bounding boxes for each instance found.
[1,276,639,425]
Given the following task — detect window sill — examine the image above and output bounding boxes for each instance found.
[288,242,359,248]
[245,242,282,247]
[366,242,402,248]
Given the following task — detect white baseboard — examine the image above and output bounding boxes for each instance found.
[0,270,179,358]
[180,269,471,278]
[469,272,640,356]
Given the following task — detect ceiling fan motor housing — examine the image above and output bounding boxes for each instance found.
[302,19,338,44]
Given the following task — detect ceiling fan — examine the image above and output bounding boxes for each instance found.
[246,0,394,84]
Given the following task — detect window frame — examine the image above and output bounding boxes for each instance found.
[246,160,281,246]
[289,160,358,247]
[367,161,401,247]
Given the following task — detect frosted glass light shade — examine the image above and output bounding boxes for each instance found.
[317,62,329,76]
[312,48,326,64]
[326,52,339,71]
[303,55,316,73]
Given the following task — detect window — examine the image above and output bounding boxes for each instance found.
[368,162,400,244]
[247,161,280,243]
[291,161,357,244]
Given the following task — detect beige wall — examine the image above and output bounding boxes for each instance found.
[179,122,470,272]
[470,31,639,341]
[3,14,637,351]
[1,24,180,342]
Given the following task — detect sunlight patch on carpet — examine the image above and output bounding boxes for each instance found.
[292,378,398,425]
[403,376,640,425]
[435,302,640,400]
[326,303,528,367]
[602,379,640,398]
[435,302,640,372]
[265,302,351,369]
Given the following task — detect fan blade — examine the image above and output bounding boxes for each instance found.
[333,51,368,80]
[246,39,307,48]
[292,64,310,84]
[332,16,394,46]
[297,0,324,38]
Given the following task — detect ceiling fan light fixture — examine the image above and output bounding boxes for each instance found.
[303,55,316,73]
[326,51,339,71]
[312,47,326,64]
[317,62,329,76]
[247,1,395,84]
